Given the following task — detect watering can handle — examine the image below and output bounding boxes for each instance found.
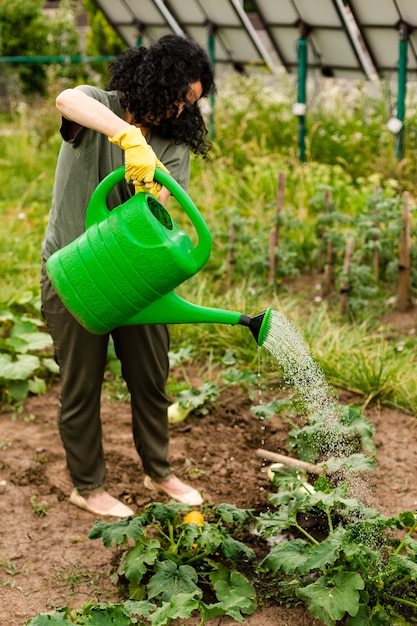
[85,166,212,269]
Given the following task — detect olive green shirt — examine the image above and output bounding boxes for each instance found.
[42,85,190,259]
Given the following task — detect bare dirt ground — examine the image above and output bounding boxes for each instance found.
[1,359,417,626]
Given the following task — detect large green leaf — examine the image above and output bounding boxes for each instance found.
[0,353,39,380]
[16,331,53,352]
[220,535,255,561]
[211,567,257,619]
[148,592,200,626]
[147,561,199,601]
[212,567,255,601]
[298,571,364,625]
[123,539,160,584]
[303,526,347,573]
[88,517,144,546]
[258,538,309,575]
[196,524,224,554]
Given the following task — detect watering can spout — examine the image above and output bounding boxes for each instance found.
[238,309,272,346]
[128,291,272,347]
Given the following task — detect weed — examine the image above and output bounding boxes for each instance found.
[29,495,48,517]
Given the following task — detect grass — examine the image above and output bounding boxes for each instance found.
[1,73,417,414]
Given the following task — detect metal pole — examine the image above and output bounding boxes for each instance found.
[395,22,409,159]
[296,32,308,163]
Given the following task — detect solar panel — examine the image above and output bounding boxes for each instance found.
[92,0,180,47]
[91,0,276,71]
[251,0,374,79]
[348,0,417,75]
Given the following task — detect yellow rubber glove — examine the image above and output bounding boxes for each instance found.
[134,159,169,198]
[109,126,169,196]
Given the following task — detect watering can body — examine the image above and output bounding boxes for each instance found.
[46,167,213,334]
[46,166,272,346]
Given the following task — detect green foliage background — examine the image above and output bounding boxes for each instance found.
[0,0,416,414]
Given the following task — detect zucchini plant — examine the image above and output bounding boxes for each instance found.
[256,468,417,626]
[27,502,258,625]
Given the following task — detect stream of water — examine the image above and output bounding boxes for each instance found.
[260,309,355,463]
[262,309,337,419]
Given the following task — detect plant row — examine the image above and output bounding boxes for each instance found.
[26,382,417,625]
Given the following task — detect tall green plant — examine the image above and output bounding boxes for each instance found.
[0,0,83,99]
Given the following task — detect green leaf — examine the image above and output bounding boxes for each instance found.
[198,602,227,623]
[389,554,417,579]
[303,526,347,573]
[122,599,155,619]
[41,357,60,374]
[25,611,71,625]
[216,592,256,621]
[168,346,193,367]
[397,511,417,530]
[215,503,252,525]
[0,309,14,322]
[404,534,417,551]
[28,376,46,396]
[297,571,364,625]
[10,319,39,335]
[194,524,224,554]
[222,367,258,386]
[308,483,364,514]
[145,501,185,526]
[256,505,296,537]
[250,397,291,420]
[323,453,376,475]
[123,539,160,584]
[220,535,255,561]
[88,517,144,546]
[6,378,29,401]
[75,604,132,625]
[346,603,391,625]
[15,331,52,352]
[148,591,200,626]
[258,538,309,575]
[171,382,220,416]
[147,560,200,602]
[0,353,39,380]
[211,567,257,619]
[222,349,236,365]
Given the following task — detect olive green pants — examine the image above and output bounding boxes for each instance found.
[40,262,171,495]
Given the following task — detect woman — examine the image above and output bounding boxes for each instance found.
[41,34,215,517]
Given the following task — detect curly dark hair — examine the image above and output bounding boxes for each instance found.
[108,34,215,158]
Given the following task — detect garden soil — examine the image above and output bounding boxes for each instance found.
[1,340,417,625]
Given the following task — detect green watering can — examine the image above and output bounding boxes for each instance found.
[46,166,271,346]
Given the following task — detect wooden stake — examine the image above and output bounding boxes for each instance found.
[322,240,334,297]
[372,186,381,280]
[397,192,411,312]
[268,172,286,285]
[226,224,235,291]
[339,237,355,314]
[318,187,332,274]
[256,448,325,475]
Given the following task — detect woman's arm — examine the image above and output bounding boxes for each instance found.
[56,88,129,137]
